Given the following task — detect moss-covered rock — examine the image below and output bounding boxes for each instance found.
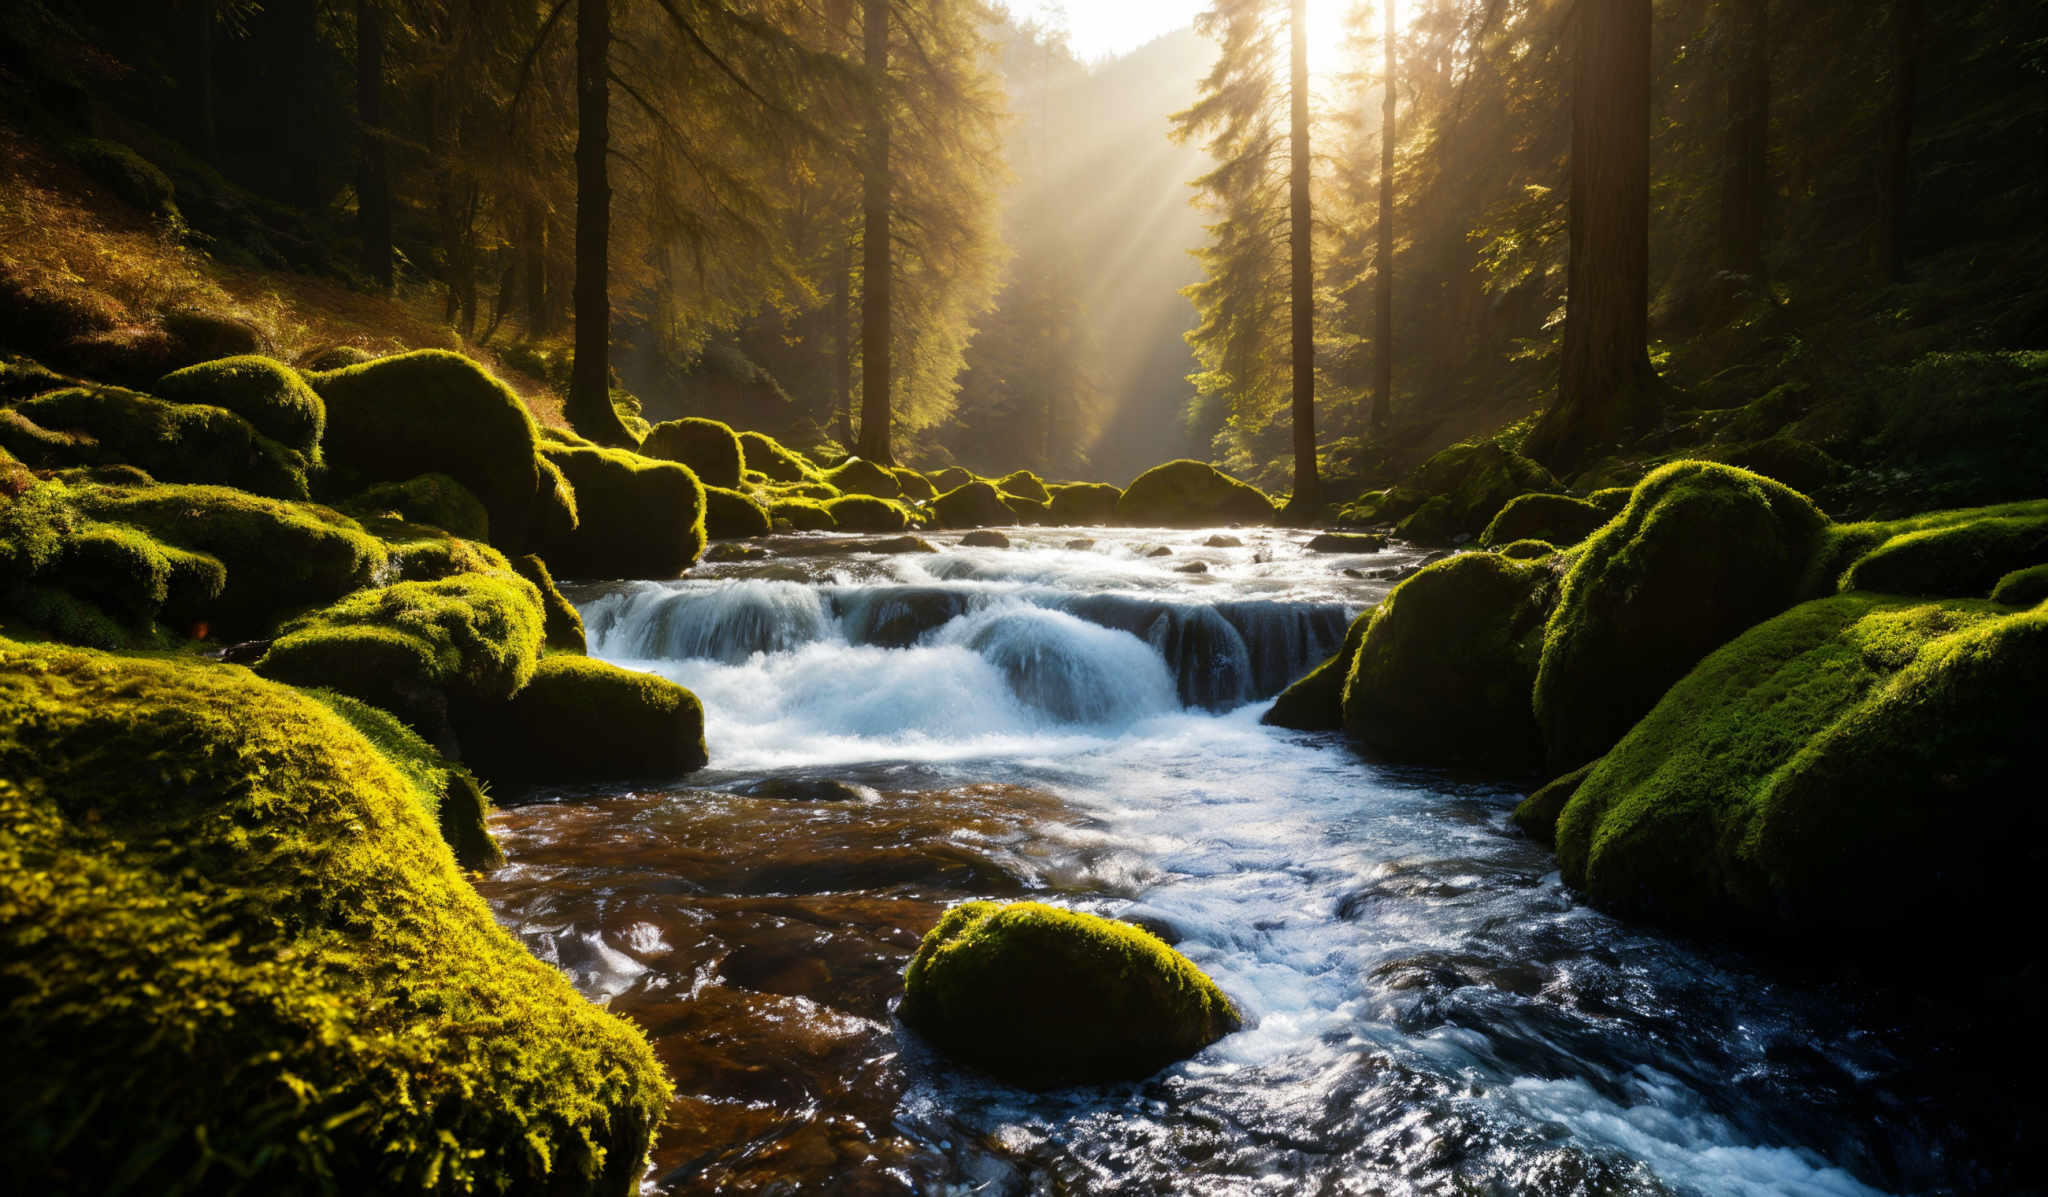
[824,494,910,533]
[1480,492,1610,549]
[823,457,903,499]
[1588,487,1632,517]
[769,496,837,531]
[1497,539,1558,561]
[308,350,543,551]
[932,481,1013,528]
[10,385,309,498]
[455,654,708,788]
[539,445,706,579]
[154,355,325,457]
[737,430,822,484]
[702,485,773,540]
[342,472,490,542]
[528,453,580,546]
[257,573,546,731]
[1551,595,2047,940]
[640,417,744,489]
[1836,503,2048,598]
[1046,481,1122,525]
[1992,562,2048,606]
[1534,462,1828,772]
[1002,493,1052,524]
[46,520,225,630]
[0,639,669,1194]
[1708,436,1843,497]
[1305,531,1387,553]
[309,688,504,870]
[1262,607,1373,731]
[928,466,975,492]
[1342,553,1553,768]
[1509,761,1597,847]
[899,900,1239,1089]
[1389,443,1562,545]
[994,470,1050,503]
[960,529,1011,548]
[1117,460,1276,527]
[1802,500,2048,598]
[511,553,587,653]
[70,482,386,637]
[893,467,938,502]
[362,517,513,583]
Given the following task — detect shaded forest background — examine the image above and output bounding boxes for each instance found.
[1,0,2042,498]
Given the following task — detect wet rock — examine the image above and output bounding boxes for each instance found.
[1174,561,1209,574]
[1204,534,1244,548]
[1063,538,1096,551]
[960,529,1011,549]
[857,534,937,554]
[736,777,881,803]
[837,587,969,649]
[1307,531,1388,553]
[706,542,768,563]
[1343,568,1365,578]
[1146,545,1173,558]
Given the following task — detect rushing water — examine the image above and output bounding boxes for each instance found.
[477,527,2009,1196]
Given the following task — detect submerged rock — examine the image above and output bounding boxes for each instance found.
[900,900,1240,1088]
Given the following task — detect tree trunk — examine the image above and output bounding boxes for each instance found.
[1873,0,1920,284]
[856,0,894,466]
[1522,0,1659,474]
[834,231,856,448]
[1370,0,1395,435]
[1718,0,1769,287]
[355,0,393,290]
[1284,0,1320,515]
[570,0,633,445]
[522,198,549,336]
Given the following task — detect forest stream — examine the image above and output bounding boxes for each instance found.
[475,530,2000,1197]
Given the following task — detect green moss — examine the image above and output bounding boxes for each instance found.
[70,482,386,638]
[342,473,490,542]
[1001,493,1052,524]
[538,445,706,579]
[49,521,225,629]
[1342,553,1553,768]
[737,430,823,484]
[0,639,668,1193]
[454,654,708,789]
[769,497,837,531]
[1803,500,2048,597]
[824,494,910,533]
[1534,462,1829,772]
[994,470,1050,503]
[1262,607,1373,731]
[1706,436,1843,497]
[640,417,743,489]
[362,517,512,583]
[1588,487,1632,517]
[702,485,773,540]
[1336,485,1426,526]
[307,350,543,552]
[528,453,580,546]
[1509,761,1597,847]
[900,900,1239,1089]
[1480,493,1609,549]
[759,480,840,502]
[1837,504,2048,598]
[822,457,903,499]
[155,355,325,457]
[513,553,587,653]
[1991,562,2048,606]
[66,137,176,217]
[893,468,938,502]
[1117,460,1276,527]
[1551,595,2044,939]
[1046,482,1122,525]
[932,480,1013,528]
[12,385,309,498]
[928,466,975,492]
[306,689,504,870]
[258,573,546,725]
[1496,538,1558,561]
[1,585,136,649]
[1391,443,1562,545]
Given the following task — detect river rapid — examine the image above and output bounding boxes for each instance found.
[475,527,2011,1196]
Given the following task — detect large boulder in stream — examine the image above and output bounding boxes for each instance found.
[932,480,1012,528]
[539,444,706,579]
[1118,460,1276,527]
[1264,607,1373,732]
[640,416,744,489]
[454,654,708,789]
[0,637,670,1195]
[900,900,1240,1088]
[1047,482,1122,525]
[1551,594,2048,941]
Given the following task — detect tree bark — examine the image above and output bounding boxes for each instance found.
[1718,0,1769,287]
[1285,0,1320,514]
[856,0,894,466]
[834,231,856,448]
[1523,0,1659,474]
[356,0,393,290]
[570,0,633,444]
[1873,0,1921,284]
[1369,0,1395,435]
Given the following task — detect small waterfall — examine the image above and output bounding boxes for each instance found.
[834,587,975,649]
[585,580,830,662]
[943,605,1179,725]
[1145,606,1254,712]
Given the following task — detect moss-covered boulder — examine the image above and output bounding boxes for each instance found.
[528,453,580,546]
[511,553,587,653]
[0,639,669,1194]
[1262,607,1373,732]
[1047,482,1121,525]
[1002,493,1052,524]
[703,485,773,540]
[308,350,543,551]
[309,688,504,870]
[639,416,744,489]
[362,517,513,584]
[539,445,706,579]
[994,470,1050,504]
[1480,493,1609,549]
[932,481,1013,528]
[1835,502,2048,598]
[1992,563,2048,606]
[1118,460,1276,527]
[961,529,1011,549]
[1305,531,1388,553]
[1551,595,2048,939]
[737,430,821,484]
[1508,761,1597,847]
[455,654,708,788]
[823,457,903,499]
[1588,487,1632,517]
[9,385,309,498]
[1496,538,1558,561]
[257,573,546,732]
[1342,553,1553,768]
[1708,436,1843,497]
[154,355,324,457]
[770,496,837,531]
[893,468,938,502]
[342,472,491,542]
[70,482,386,638]
[899,900,1239,1089]
[825,494,910,533]
[928,466,974,492]
[1534,462,1828,772]
[1389,443,1561,545]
